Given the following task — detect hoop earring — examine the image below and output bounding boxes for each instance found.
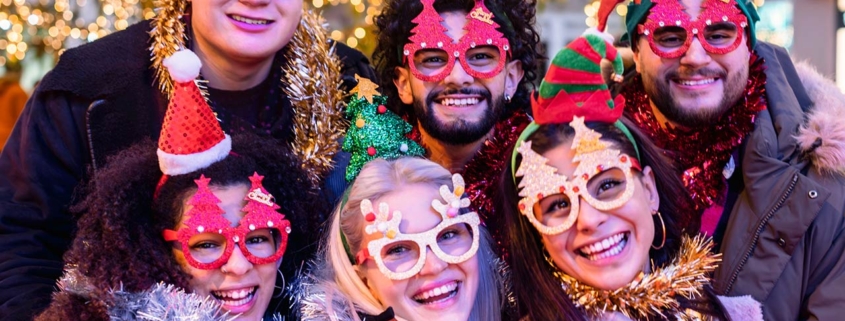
[273,269,286,299]
[504,94,512,103]
[652,211,666,250]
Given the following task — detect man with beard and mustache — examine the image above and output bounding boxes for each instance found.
[369,0,541,228]
[621,0,845,319]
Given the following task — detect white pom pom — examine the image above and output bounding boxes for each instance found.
[163,49,202,83]
[583,27,615,45]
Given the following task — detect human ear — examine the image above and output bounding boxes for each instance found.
[504,60,524,99]
[394,67,414,105]
[639,166,659,211]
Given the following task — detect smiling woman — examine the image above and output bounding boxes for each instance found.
[497,16,762,319]
[295,158,510,321]
[34,51,325,321]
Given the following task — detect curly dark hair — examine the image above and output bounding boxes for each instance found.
[36,132,326,320]
[373,0,543,124]
[498,119,726,321]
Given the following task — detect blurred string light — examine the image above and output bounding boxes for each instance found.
[0,0,156,67]
[306,0,383,54]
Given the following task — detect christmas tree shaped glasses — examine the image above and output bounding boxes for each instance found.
[163,173,292,270]
[403,0,511,82]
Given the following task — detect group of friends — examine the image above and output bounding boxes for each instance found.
[1,0,844,320]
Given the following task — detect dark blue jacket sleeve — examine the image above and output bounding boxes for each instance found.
[0,90,89,320]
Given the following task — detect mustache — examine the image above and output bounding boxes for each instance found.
[666,68,726,80]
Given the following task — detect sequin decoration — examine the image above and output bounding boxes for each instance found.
[158,81,226,155]
[402,0,511,82]
[637,0,748,59]
[342,77,425,182]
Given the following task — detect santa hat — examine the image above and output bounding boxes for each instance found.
[531,0,626,125]
[156,50,232,175]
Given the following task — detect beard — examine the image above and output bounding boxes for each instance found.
[413,87,503,146]
[643,65,748,128]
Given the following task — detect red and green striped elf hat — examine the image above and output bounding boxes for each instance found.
[531,0,626,125]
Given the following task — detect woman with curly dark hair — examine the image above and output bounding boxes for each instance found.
[35,50,327,321]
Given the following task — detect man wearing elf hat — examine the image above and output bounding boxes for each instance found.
[371,0,542,226]
[619,0,845,319]
[0,2,374,319]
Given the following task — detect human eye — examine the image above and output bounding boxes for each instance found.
[653,27,686,48]
[543,196,571,214]
[246,235,270,245]
[597,179,622,194]
[385,244,411,256]
[190,241,221,250]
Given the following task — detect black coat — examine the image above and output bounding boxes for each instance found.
[0,19,373,320]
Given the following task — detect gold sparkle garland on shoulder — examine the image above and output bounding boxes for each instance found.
[282,10,347,185]
[149,0,188,98]
[149,5,345,184]
[548,236,721,320]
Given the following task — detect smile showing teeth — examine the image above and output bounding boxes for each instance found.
[412,281,460,304]
[676,78,716,86]
[212,286,257,307]
[440,97,480,107]
[578,233,627,261]
[230,15,270,25]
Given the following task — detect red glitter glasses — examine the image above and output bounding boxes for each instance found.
[637,0,748,59]
[163,173,291,270]
[403,0,511,82]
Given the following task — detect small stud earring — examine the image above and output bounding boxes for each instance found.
[504,94,512,103]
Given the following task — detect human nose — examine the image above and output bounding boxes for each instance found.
[417,247,448,276]
[442,59,474,87]
[679,38,712,68]
[221,246,254,275]
[575,200,609,233]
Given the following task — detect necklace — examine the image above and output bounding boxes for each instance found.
[549,236,720,320]
[622,55,767,214]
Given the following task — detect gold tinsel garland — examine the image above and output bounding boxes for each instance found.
[282,10,348,185]
[550,236,721,320]
[149,0,188,97]
[148,4,345,183]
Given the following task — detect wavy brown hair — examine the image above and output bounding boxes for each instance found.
[498,119,726,321]
[36,132,325,320]
[372,0,543,125]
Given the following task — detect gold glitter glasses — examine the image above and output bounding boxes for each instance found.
[515,117,641,235]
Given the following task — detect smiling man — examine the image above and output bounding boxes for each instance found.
[0,1,375,320]
[372,0,542,225]
[621,0,845,319]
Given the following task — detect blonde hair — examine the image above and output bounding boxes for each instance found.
[318,158,504,321]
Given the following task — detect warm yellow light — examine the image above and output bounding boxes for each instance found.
[6,43,17,54]
[330,30,343,41]
[313,0,324,8]
[354,27,365,38]
[616,4,628,16]
[346,36,358,48]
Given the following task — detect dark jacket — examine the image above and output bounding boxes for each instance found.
[0,19,375,320]
[712,42,845,320]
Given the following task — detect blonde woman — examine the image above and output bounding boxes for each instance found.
[295,158,509,321]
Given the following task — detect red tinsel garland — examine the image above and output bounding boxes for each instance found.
[622,54,767,212]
